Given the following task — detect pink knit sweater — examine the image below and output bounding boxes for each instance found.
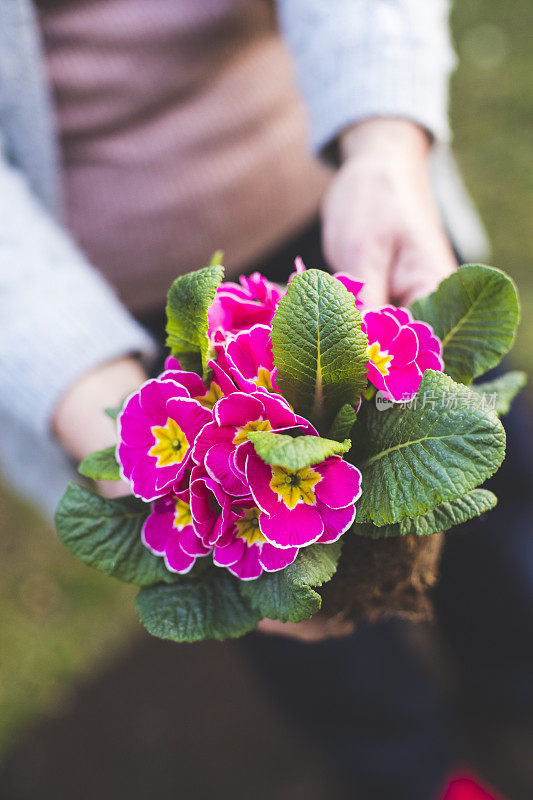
[37,0,330,311]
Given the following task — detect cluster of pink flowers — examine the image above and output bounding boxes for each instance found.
[116,263,443,580]
[362,305,444,402]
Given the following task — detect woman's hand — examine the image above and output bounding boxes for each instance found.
[322,118,456,308]
[52,356,147,498]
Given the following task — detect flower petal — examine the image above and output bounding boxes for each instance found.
[417,350,445,373]
[141,506,172,555]
[316,503,356,544]
[213,537,246,567]
[259,543,299,572]
[363,310,401,348]
[383,362,423,401]
[214,392,264,428]
[165,396,212,442]
[409,321,442,354]
[178,526,212,557]
[208,360,238,395]
[254,392,298,430]
[192,421,236,466]
[334,274,365,309]
[314,458,362,509]
[189,474,231,545]
[139,378,188,418]
[159,370,206,397]
[381,305,413,326]
[245,453,281,515]
[259,504,324,548]
[164,538,196,574]
[205,443,248,496]
[392,325,419,368]
[225,544,263,580]
[164,355,182,371]
[366,361,387,395]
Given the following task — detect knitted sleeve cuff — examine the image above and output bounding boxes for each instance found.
[277,0,456,156]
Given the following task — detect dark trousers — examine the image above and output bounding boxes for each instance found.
[138,221,533,800]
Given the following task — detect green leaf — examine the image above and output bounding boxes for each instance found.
[352,370,506,526]
[105,391,130,421]
[271,270,368,431]
[472,370,527,416]
[135,569,261,642]
[410,264,520,384]
[248,431,351,471]
[55,482,177,585]
[240,541,342,623]
[78,446,120,481]
[328,403,358,442]
[355,489,497,538]
[166,264,224,375]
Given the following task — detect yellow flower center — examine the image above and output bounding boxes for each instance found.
[235,507,266,546]
[195,381,224,409]
[149,417,189,467]
[253,367,274,392]
[269,465,321,509]
[367,342,393,376]
[173,498,193,530]
[232,418,272,446]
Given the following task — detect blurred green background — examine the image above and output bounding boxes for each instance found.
[1,0,531,760]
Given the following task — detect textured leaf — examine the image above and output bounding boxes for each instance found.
[135,570,261,642]
[271,270,368,431]
[328,403,358,442]
[355,489,497,538]
[352,370,506,526]
[248,432,351,471]
[240,541,342,623]
[78,446,120,481]
[166,264,224,374]
[55,482,176,585]
[472,370,527,416]
[410,264,520,384]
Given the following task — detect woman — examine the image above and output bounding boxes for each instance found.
[2,3,506,797]
[0,0,476,516]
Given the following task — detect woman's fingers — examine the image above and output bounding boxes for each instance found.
[321,118,455,311]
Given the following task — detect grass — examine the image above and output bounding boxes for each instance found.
[450,0,533,378]
[0,0,531,759]
[0,486,138,755]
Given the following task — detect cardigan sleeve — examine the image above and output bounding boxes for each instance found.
[276,0,457,155]
[0,145,156,443]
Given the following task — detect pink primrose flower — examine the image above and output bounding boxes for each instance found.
[213,499,299,581]
[207,272,283,337]
[117,376,212,501]
[142,486,211,574]
[245,453,362,549]
[189,468,234,547]
[192,391,306,497]
[162,354,232,409]
[223,324,278,394]
[362,306,444,402]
